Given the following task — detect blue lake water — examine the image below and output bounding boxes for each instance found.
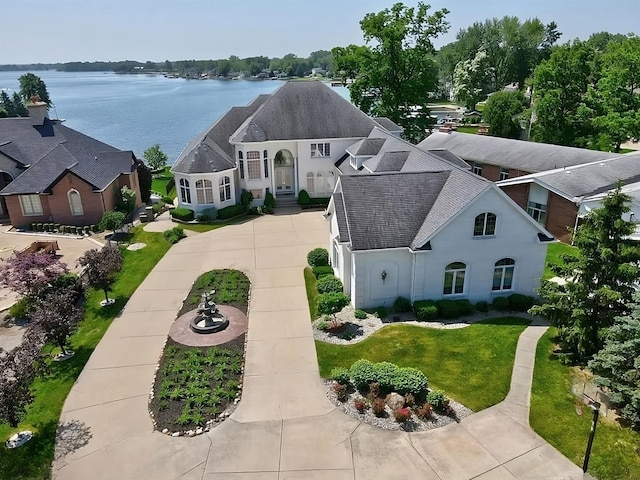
[0,71,350,163]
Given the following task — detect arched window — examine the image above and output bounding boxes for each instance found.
[68,189,83,216]
[493,258,515,291]
[179,178,191,204]
[474,212,496,236]
[306,172,315,194]
[219,176,231,202]
[195,179,214,205]
[444,262,466,295]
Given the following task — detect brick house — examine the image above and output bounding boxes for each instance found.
[0,100,142,228]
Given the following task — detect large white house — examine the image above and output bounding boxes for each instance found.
[327,129,554,308]
[171,81,401,211]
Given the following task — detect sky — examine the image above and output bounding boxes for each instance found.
[1,0,638,64]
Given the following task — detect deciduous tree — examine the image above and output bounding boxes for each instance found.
[0,252,68,298]
[333,2,450,142]
[589,296,640,427]
[30,289,84,356]
[77,245,123,304]
[483,90,527,139]
[99,210,126,237]
[531,185,640,361]
[143,144,168,170]
[452,48,490,110]
[18,73,52,107]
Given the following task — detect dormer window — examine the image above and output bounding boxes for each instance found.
[474,212,496,236]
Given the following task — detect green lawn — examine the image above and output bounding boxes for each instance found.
[316,317,529,411]
[151,167,175,197]
[0,227,172,480]
[178,215,252,233]
[304,267,319,320]
[544,242,579,280]
[456,126,479,134]
[531,328,640,480]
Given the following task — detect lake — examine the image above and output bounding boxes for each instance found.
[0,71,350,163]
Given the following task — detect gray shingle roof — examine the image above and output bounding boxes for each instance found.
[335,170,491,250]
[367,151,410,172]
[425,149,471,169]
[418,132,619,173]
[347,138,387,156]
[498,152,640,200]
[230,81,378,143]
[373,117,404,133]
[172,95,270,174]
[332,192,350,242]
[0,117,136,195]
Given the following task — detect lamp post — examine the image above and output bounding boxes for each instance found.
[582,395,601,474]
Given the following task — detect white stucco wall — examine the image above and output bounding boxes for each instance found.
[174,171,236,213]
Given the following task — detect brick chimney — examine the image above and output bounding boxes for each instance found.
[26,95,48,126]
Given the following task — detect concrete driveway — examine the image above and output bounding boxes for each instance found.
[52,211,582,480]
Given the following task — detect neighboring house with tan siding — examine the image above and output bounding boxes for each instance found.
[0,100,142,229]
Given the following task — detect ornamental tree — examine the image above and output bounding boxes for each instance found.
[77,245,123,304]
[531,185,640,361]
[452,48,490,110]
[0,252,68,298]
[0,330,44,428]
[589,295,640,427]
[317,292,350,327]
[30,289,85,356]
[143,144,168,170]
[99,210,126,237]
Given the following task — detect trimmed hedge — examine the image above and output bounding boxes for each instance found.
[298,189,311,206]
[312,265,334,278]
[316,275,343,294]
[392,367,429,397]
[264,191,276,209]
[196,207,218,222]
[372,362,399,393]
[170,207,194,221]
[217,204,246,220]
[349,359,377,390]
[393,296,412,313]
[330,367,350,385]
[508,293,535,312]
[475,300,489,313]
[492,296,509,311]
[307,248,329,267]
[413,300,438,321]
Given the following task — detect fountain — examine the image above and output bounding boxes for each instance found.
[189,290,229,334]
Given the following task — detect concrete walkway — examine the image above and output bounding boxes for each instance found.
[53,211,582,480]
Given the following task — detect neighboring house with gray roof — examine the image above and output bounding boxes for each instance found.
[326,131,553,308]
[497,152,640,242]
[418,131,620,182]
[172,81,400,213]
[0,101,141,228]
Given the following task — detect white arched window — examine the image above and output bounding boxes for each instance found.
[195,179,214,205]
[443,262,466,295]
[219,176,231,202]
[474,212,496,236]
[493,258,515,291]
[179,178,191,204]
[306,172,315,194]
[68,189,83,216]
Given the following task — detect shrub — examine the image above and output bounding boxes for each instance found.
[475,300,489,313]
[312,265,334,278]
[349,359,377,390]
[307,248,329,267]
[264,191,276,209]
[316,275,343,294]
[330,367,351,385]
[435,299,460,319]
[393,296,412,313]
[393,407,411,423]
[373,306,388,319]
[455,299,474,316]
[354,398,368,413]
[414,300,438,321]
[416,402,434,420]
[426,390,447,410]
[332,382,348,402]
[170,207,194,221]
[196,207,218,222]
[217,204,245,220]
[508,293,534,312]
[163,226,186,244]
[373,362,400,393]
[492,296,510,311]
[317,292,350,319]
[240,190,253,209]
[162,195,174,204]
[152,203,164,215]
[298,189,311,206]
[392,367,429,397]
[371,398,386,417]
[315,319,330,331]
[9,296,33,319]
[76,226,84,235]
[354,309,367,320]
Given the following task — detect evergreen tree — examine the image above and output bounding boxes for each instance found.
[589,296,640,427]
[531,185,640,361]
[136,161,152,203]
[18,73,52,106]
[12,92,28,117]
[0,91,17,117]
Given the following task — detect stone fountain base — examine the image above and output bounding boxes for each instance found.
[169,305,248,347]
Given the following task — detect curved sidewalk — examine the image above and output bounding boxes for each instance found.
[53,211,582,480]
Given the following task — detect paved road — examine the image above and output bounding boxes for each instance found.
[53,211,582,480]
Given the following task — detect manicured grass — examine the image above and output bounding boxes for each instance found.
[304,267,319,320]
[316,317,529,411]
[530,328,640,480]
[151,166,175,197]
[0,227,172,480]
[456,126,479,134]
[544,242,579,280]
[178,215,251,233]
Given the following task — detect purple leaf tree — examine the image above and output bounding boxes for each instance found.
[77,245,123,304]
[0,252,68,297]
[30,289,84,356]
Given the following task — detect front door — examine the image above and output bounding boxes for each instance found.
[275,167,293,194]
